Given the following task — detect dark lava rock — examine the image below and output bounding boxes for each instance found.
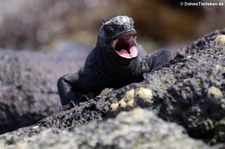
[98,29,225,145]
[102,29,225,145]
[38,98,110,129]
[149,29,225,145]
[0,109,212,149]
[0,50,87,134]
[0,29,225,148]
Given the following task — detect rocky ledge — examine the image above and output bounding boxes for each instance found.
[0,28,225,149]
[0,49,87,134]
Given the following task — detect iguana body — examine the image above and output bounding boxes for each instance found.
[58,16,173,106]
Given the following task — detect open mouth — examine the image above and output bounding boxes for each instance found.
[112,34,138,59]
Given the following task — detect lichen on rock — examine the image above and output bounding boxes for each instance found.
[1,29,225,148]
[214,35,225,47]
[0,109,213,149]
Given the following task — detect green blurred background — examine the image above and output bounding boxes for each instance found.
[0,0,224,52]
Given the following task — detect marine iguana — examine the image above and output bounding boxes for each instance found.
[58,16,173,107]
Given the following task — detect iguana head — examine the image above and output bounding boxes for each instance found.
[98,16,138,59]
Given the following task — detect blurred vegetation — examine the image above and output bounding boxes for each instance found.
[0,0,224,51]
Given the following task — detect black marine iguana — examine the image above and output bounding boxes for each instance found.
[58,16,173,107]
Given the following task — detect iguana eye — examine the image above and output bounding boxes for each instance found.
[104,26,114,35]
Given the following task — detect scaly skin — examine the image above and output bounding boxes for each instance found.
[57,16,173,107]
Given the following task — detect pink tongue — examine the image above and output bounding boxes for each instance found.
[115,46,138,59]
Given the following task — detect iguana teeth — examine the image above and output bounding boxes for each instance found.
[112,39,118,48]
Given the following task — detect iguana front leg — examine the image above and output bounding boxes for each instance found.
[150,49,173,72]
[57,70,104,108]
[57,73,80,106]
[140,49,173,74]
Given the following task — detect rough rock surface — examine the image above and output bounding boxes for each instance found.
[102,29,225,145]
[150,33,225,145]
[0,109,213,149]
[0,50,87,134]
[0,29,225,148]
